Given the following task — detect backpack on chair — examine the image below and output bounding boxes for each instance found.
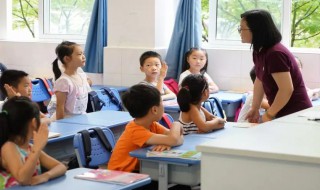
[73,127,115,168]
[202,97,226,120]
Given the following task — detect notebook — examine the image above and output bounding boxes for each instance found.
[48,131,60,139]
[146,150,201,160]
[74,169,149,185]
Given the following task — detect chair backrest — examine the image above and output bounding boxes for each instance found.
[86,87,124,113]
[31,79,51,102]
[73,127,116,168]
[202,97,226,120]
[158,113,174,128]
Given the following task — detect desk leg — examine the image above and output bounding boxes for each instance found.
[158,162,168,190]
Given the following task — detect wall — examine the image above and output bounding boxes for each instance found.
[0,0,320,90]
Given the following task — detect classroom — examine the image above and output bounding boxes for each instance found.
[1,0,320,190]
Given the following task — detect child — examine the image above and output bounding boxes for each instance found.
[295,56,320,101]
[139,51,176,100]
[52,41,91,120]
[237,66,270,123]
[0,70,52,124]
[177,74,225,135]
[108,84,184,172]
[179,48,219,93]
[0,96,67,188]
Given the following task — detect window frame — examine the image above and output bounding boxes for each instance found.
[205,0,292,49]
[38,0,90,41]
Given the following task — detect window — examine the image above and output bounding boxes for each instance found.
[202,0,320,48]
[11,0,94,40]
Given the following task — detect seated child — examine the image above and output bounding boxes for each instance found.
[179,48,219,93]
[295,56,320,101]
[177,74,225,135]
[237,66,270,123]
[139,51,176,100]
[0,96,67,188]
[0,70,50,123]
[108,84,184,172]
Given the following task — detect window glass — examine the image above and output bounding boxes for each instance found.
[44,0,94,36]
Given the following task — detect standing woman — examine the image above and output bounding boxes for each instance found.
[239,9,312,123]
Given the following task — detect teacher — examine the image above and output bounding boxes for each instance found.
[239,9,312,123]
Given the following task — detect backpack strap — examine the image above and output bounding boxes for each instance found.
[101,87,124,111]
[36,77,53,96]
[78,130,92,167]
[89,127,113,152]
[210,97,226,120]
[161,113,172,128]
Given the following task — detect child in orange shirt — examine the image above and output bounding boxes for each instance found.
[108,84,184,172]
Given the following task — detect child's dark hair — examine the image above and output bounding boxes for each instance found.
[52,41,78,80]
[0,96,40,148]
[182,48,208,74]
[177,74,208,112]
[139,51,162,67]
[0,70,29,97]
[122,84,161,118]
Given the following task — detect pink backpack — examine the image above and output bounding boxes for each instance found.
[164,78,179,95]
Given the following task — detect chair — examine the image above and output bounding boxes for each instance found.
[158,113,174,128]
[31,79,51,102]
[73,127,116,168]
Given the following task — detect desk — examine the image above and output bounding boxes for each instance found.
[9,168,151,190]
[56,110,132,141]
[273,105,320,125]
[91,85,129,93]
[197,111,320,190]
[130,124,244,190]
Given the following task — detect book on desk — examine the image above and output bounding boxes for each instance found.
[48,131,61,139]
[147,150,201,160]
[74,169,149,185]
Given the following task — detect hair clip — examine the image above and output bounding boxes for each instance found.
[183,86,189,90]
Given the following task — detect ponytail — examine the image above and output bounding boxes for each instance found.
[52,58,62,80]
[177,87,191,112]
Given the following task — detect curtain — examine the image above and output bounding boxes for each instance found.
[165,0,202,79]
[84,0,107,73]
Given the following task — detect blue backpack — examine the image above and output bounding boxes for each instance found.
[202,97,226,119]
[86,87,124,113]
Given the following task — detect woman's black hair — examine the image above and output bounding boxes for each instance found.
[0,96,40,148]
[52,41,77,80]
[181,48,208,74]
[240,9,282,51]
[177,74,208,112]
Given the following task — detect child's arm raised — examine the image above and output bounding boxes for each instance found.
[1,123,49,185]
[145,122,184,147]
[190,105,225,133]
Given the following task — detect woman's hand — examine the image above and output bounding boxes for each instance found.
[245,108,260,123]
